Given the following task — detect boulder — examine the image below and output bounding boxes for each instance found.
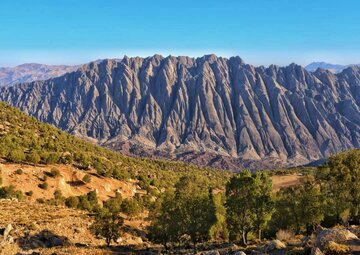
[315,227,358,250]
[202,251,220,255]
[265,239,286,252]
[3,224,12,239]
[234,251,246,255]
[311,247,324,255]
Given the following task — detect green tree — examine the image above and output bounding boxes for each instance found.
[316,150,360,224]
[253,171,274,240]
[148,191,179,249]
[148,175,217,249]
[225,170,257,245]
[174,175,217,248]
[272,177,324,234]
[91,207,124,246]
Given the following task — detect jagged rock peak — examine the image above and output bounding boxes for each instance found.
[1,55,360,170]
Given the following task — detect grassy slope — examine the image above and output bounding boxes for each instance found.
[0,102,230,189]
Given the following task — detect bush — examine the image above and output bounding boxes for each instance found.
[25,191,33,196]
[26,151,41,164]
[82,174,92,184]
[65,196,80,208]
[15,169,23,175]
[36,198,45,204]
[121,198,143,217]
[38,182,48,190]
[54,189,63,200]
[0,185,23,200]
[7,149,25,163]
[48,168,60,178]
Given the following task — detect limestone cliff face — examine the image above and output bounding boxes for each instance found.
[1,55,360,170]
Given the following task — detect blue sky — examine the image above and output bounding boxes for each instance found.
[1,0,360,66]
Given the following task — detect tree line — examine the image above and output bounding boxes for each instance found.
[147,150,360,249]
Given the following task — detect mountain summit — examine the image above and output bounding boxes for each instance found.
[1,55,360,170]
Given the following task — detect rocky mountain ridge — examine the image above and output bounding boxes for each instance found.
[0,63,80,87]
[305,61,360,73]
[1,55,360,170]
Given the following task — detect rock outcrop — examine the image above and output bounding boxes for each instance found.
[1,55,360,170]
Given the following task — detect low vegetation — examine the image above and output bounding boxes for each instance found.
[0,102,359,253]
[0,102,229,190]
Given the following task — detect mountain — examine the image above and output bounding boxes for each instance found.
[0,63,79,87]
[305,61,360,73]
[1,55,360,170]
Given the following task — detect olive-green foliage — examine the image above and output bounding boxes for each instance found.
[7,149,25,163]
[270,177,324,235]
[91,204,124,246]
[26,151,41,164]
[209,193,229,242]
[48,168,60,178]
[316,150,360,225]
[0,102,229,190]
[82,174,92,184]
[38,182,48,190]
[148,175,217,248]
[225,170,273,244]
[0,185,23,200]
[15,169,23,175]
[25,190,33,197]
[65,190,100,212]
[120,197,144,217]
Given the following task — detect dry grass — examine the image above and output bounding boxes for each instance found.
[0,162,137,202]
[276,229,295,242]
[326,241,350,254]
[272,175,302,191]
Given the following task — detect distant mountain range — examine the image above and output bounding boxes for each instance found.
[305,62,360,73]
[0,63,79,86]
[1,55,360,170]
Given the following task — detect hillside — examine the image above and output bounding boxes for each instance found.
[0,101,229,188]
[1,55,360,170]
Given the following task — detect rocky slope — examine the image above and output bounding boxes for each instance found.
[1,55,360,170]
[0,63,79,87]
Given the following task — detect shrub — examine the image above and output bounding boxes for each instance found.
[36,198,45,204]
[38,182,48,190]
[7,149,25,163]
[48,168,60,178]
[54,190,63,200]
[26,151,41,164]
[0,185,23,200]
[65,196,80,208]
[15,169,23,175]
[25,191,33,197]
[121,198,143,217]
[82,174,92,184]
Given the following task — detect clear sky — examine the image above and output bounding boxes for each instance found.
[1,0,360,67]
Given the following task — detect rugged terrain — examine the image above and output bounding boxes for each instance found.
[0,63,79,87]
[1,55,360,170]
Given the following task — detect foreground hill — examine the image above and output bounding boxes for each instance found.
[1,55,360,169]
[0,102,229,187]
[0,63,79,87]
